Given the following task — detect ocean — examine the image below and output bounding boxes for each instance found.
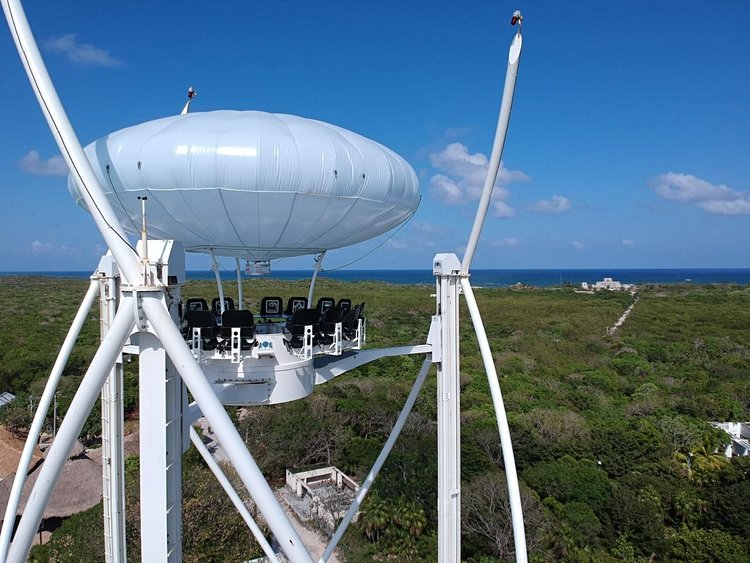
[3,268,750,287]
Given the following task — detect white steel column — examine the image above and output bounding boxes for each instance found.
[139,330,183,562]
[98,258,126,563]
[433,253,462,562]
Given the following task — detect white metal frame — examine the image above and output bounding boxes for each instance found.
[0,278,99,561]
[1,2,528,561]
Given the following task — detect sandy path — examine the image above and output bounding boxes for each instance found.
[278,501,343,563]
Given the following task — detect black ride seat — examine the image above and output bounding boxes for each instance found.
[315,297,335,316]
[220,310,256,350]
[211,297,236,315]
[316,305,344,346]
[343,302,365,339]
[284,297,308,318]
[336,298,352,315]
[185,298,209,312]
[285,308,319,349]
[185,309,218,351]
[259,296,284,320]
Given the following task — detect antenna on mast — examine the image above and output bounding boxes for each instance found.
[181,86,197,115]
[137,196,150,282]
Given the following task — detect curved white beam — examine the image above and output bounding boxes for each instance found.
[1,0,142,285]
[462,31,522,272]
[460,278,527,562]
[0,278,99,561]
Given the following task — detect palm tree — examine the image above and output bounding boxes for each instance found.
[363,498,389,543]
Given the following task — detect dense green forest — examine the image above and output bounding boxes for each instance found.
[1,275,749,561]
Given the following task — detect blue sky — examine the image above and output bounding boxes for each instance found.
[1,1,748,272]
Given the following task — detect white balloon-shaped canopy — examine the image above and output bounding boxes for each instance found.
[69,110,420,259]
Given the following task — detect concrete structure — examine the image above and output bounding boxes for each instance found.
[712,422,750,458]
[285,467,360,531]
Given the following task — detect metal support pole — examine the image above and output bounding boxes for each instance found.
[307,251,326,307]
[433,254,462,563]
[461,278,527,561]
[0,278,99,562]
[189,427,280,563]
[320,356,432,562]
[52,393,57,437]
[6,301,136,563]
[236,257,244,309]
[210,249,226,314]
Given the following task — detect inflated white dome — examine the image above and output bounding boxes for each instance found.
[70,110,420,259]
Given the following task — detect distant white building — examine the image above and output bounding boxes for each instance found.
[711,422,750,458]
[584,277,634,292]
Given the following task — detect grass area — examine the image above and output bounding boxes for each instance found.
[1,277,747,561]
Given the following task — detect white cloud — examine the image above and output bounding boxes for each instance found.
[31,240,52,253]
[429,174,465,205]
[45,34,123,67]
[19,150,68,176]
[532,195,571,214]
[490,237,520,248]
[491,201,516,218]
[621,239,635,246]
[651,172,750,215]
[428,143,528,214]
[31,240,79,256]
[700,198,750,216]
[572,240,585,250]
